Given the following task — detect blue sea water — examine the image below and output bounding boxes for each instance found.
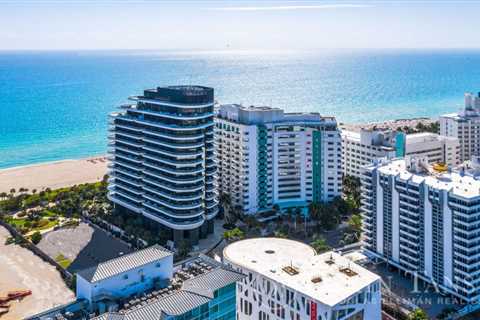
[1,49,480,169]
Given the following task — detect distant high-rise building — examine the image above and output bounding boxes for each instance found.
[361,156,480,302]
[342,129,460,178]
[440,92,480,162]
[108,86,218,244]
[215,104,342,215]
[224,238,382,320]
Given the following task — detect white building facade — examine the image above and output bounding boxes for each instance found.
[440,92,480,163]
[76,245,174,307]
[215,105,342,215]
[342,129,460,179]
[361,157,480,302]
[224,238,382,320]
[404,132,460,167]
[341,129,397,178]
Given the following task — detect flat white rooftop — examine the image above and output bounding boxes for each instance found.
[375,159,480,199]
[223,238,380,307]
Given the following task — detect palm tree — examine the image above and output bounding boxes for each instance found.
[9,188,16,196]
[0,192,7,200]
[219,193,235,224]
[32,189,37,195]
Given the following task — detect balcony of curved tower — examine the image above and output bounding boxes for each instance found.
[142,152,203,167]
[142,131,205,142]
[143,192,202,211]
[107,194,142,214]
[142,208,205,230]
[205,206,219,219]
[142,137,205,149]
[115,114,214,131]
[142,145,203,159]
[142,183,202,201]
[143,169,203,185]
[142,160,204,176]
[142,200,204,219]
[142,178,204,194]
[128,107,214,121]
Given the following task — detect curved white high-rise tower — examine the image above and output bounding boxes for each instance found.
[107,86,218,244]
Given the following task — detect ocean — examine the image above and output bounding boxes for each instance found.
[1,49,480,169]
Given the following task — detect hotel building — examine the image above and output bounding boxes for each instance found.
[107,86,218,244]
[215,104,342,215]
[361,156,480,302]
[223,238,382,320]
[440,92,480,163]
[342,129,460,178]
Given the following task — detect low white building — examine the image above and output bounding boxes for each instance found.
[404,132,460,167]
[223,238,382,320]
[440,92,480,163]
[341,129,397,178]
[76,245,173,307]
[342,129,460,179]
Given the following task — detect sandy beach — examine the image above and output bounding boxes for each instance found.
[0,156,108,194]
[340,117,436,132]
[0,227,75,319]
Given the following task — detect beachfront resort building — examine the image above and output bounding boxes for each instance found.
[361,156,480,302]
[440,92,480,163]
[215,104,342,215]
[29,246,245,320]
[223,238,382,320]
[342,129,460,178]
[108,86,218,244]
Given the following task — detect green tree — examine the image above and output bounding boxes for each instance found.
[31,231,42,245]
[408,308,428,320]
[176,240,192,260]
[311,236,330,254]
[223,227,245,241]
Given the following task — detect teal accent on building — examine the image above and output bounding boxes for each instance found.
[395,132,406,157]
[312,130,322,203]
[257,125,269,210]
[168,283,237,320]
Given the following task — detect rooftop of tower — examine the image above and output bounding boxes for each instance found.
[223,238,380,307]
[369,157,480,199]
[217,103,336,126]
[131,85,214,104]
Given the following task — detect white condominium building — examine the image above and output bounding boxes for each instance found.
[341,129,397,178]
[224,238,382,320]
[440,92,480,162]
[404,132,460,167]
[342,129,460,179]
[215,104,342,215]
[361,156,480,302]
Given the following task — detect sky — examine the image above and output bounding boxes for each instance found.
[1,0,480,50]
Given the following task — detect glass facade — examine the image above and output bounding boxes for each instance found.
[167,283,237,320]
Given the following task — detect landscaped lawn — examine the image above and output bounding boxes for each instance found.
[5,216,59,233]
[55,253,72,269]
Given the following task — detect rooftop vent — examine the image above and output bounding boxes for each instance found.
[325,254,335,265]
[311,276,322,284]
[339,265,358,277]
[282,265,299,276]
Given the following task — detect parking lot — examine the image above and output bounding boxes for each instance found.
[38,222,132,273]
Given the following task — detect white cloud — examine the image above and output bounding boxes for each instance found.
[208,4,371,12]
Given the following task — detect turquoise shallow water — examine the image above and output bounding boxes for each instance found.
[1,49,480,169]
